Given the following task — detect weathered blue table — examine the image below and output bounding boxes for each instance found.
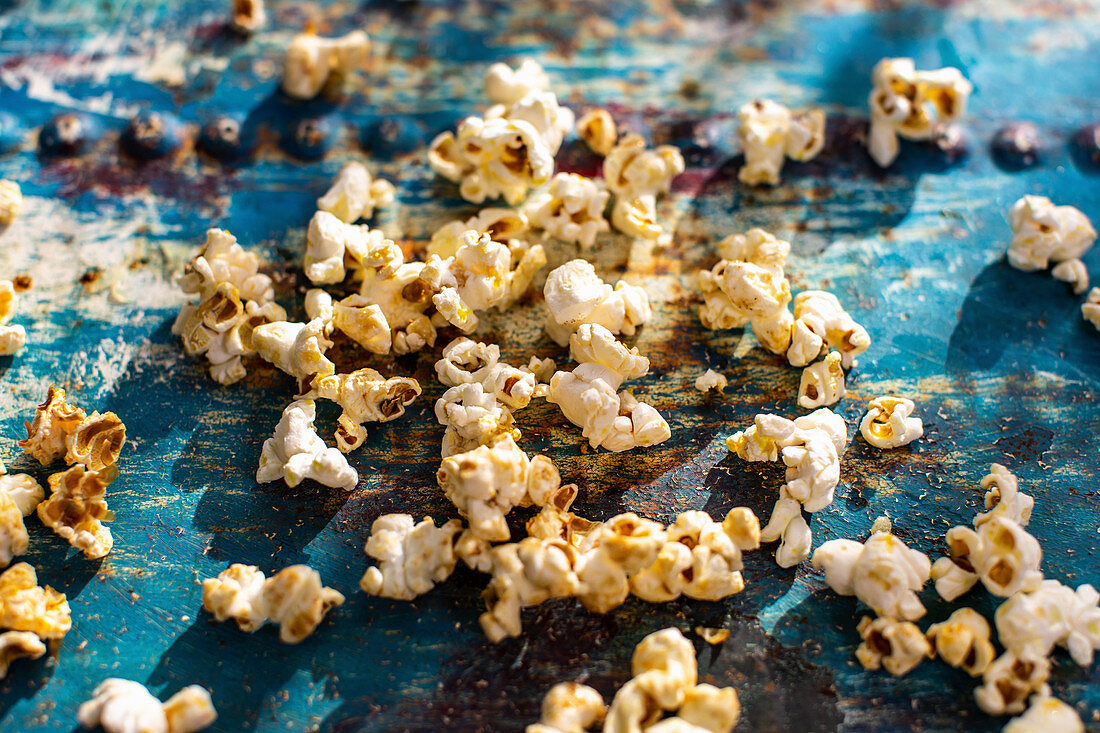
[0,1,1097,730]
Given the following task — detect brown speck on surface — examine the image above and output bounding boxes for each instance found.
[79,268,100,286]
[12,274,31,290]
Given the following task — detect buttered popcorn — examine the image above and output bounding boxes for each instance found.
[576,108,617,156]
[925,607,996,676]
[20,385,126,471]
[787,290,870,368]
[526,682,606,733]
[1006,196,1096,283]
[360,515,462,600]
[252,317,335,388]
[202,563,344,643]
[38,464,116,559]
[973,651,1051,716]
[855,615,931,676]
[435,338,537,409]
[859,395,923,449]
[736,99,825,186]
[798,351,845,409]
[301,369,421,452]
[0,180,21,226]
[1002,695,1085,733]
[77,678,216,733]
[317,161,395,224]
[604,133,684,246]
[525,173,610,248]
[0,630,45,679]
[1083,287,1100,330]
[256,400,358,490]
[543,260,651,346]
[546,324,670,453]
[994,579,1100,667]
[303,212,402,285]
[281,30,369,100]
[427,207,528,259]
[866,57,972,167]
[0,280,26,356]
[0,562,71,640]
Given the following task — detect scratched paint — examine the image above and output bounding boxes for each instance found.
[0,0,1098,731]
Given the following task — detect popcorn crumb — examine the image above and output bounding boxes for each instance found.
[694,369,727,393]
[694,626,730,645]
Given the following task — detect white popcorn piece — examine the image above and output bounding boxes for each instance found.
[866,57,972,167]
[787,290,870,368]
[604,133,684,200]
[1002,695,1084,733]
[0,180,21,226]
[525,483,598,549]
[161,686,218,733]
[576,108,617,157]
[0,563,71,640]
[360,514,462,600]
[479,536,584,642]
[1006,196,1096,273]
[424,231,544,317]
[317,161,395,224]
[491,85,575,158]
[435,382,520,458]
[0,630,45,679]
[543,260,651,346]
[77,679,216,733]
[427,208,528,259]
[330,295,391,354]
[256,400,358,490]
[610,194,672,247]
[178,228,275,304]
[574,513,667,614]
[926,607,996,676]
[859,395,922,449]
[525,173,610,248]
[976,463,1033,528]
[252,318,335,388]
[798,351,845,409]
[485,59,549,107]
[0,280,26,356]
[435,337,536,409]
[737,99,825,186]
[974,651,1051,716]
[855,615,931,676]
[429,116,554,205]
[694,369,727,393]
[1051,258,1090,295]
[0,473,44,518]
[523,355,557,385]
[230,0,265,34]
[304,288,334,330]
[526,682,606,733]
[281,30,369,100]
[0,492,29,568]
[201,563,267,632]
[304,212,401,286]
[38,464,116,559]
[932,515,1042,600]
[1083,287,1100,330]
[813,522,931,621]
[995,579,1100,667]
[546,324,670,453]
[302,369,420,453]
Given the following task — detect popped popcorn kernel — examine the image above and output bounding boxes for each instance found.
[787,290,870,368]
[995,579,1100,667]
[611,194,670,247]
[0,280,26,356]
[859,395,922,449]
[281,30,369,100]
[0,492,29,568]
[737,99,825,186]
[1007,195,1096,273]
[435,337,536,409]
[926,607,996,676]
[544,260,651,346]
[604,133,684,200]
[1083,287,1100,330]
[20,385,85,466]
[434,382,520,458]
[0,630,44,679]
[162,685,218,733]
[525,173,610,248]
[302,368,421,452]
[932,515,1042,600]
[1002,695,1084,733]
[0,180,21,226]
[332,296,393,354]
[201,563,266,632]
[251,318,336,387]
[577,108,617,156]
[38,464,116,559]
[256,400,358,490]
[976,463,1033,527]
[525,682,606,733]
[485,59,550,107]
[360,514,462,600]
[694,369,727,393]
[855,615,931,676]
[428,208,529,259]
[230,0,265,34]
[429,117,554,205]
[64,410,126,472]
[304,212,401,285]
[974,651,1050,716]
[1051,258,1089,294]
[0,474,42,518]
[798,351,845,409]
[0,562,71,640]
[78,679,216,733]
[317,161,395,224]
[479,536,583,642]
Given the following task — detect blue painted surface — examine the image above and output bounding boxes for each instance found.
[0,1,1097,731]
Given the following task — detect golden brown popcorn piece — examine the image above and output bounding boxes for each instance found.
[301,368,421,453]
[0,630,45,678]
[974,651,1051,716]
[926,607,995,676]
[38,464,116,559]
[20,385,86,466]
[201,563,266,633]
[855,615,931,676]
[0,562,71,639]
[577,109,617,156]
[694,627,730,645]
[261,565,345,644]
[65,411,126,471]
[0,492,29,568]
[526,682,606,733]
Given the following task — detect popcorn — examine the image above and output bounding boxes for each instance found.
[429,116,554,205]
[0,492,29,568]
[604,133,684,200]
[798,351,845,409]
[1002,695,1084,733]
[931,516,1042,600]
[360,515,462,600]
[544,260,651,346]
[20,384,86,465]
[0,562,71,639]
[926,607,996,676]
[479,536,583,642]
[0,180,21,225]
[866,57,972,167]
[525,173,610,248]
[813,521,931,621]
[546,324,670,453]
[317,161,395,223]
[281,30,370,100]
[574,513,668,614]
[0,280,26,355]
[38,464,116,559]
[485,59,550,107]
[974,651,1050,716]
[436,436,561,541]
[304,211,401,284]
[976,463,1033,527]
[526,682,606,733]
[1006,196,1096,273]
[0,630,45,679]
[202,563,344,644]
[255,400,358,490]
[737,99,825,186]
[694,369,727,393]
[230,0,265,34]
[304,288,334,329]
[995,579,1100,667]
[787,290,870,368]
[611,194,670,247]
[859,395,922,449]
[489,78,574,156]
[77,678,216,733]
[435,383,520,458]
[331,296,392,354]
[576,108,617,156]
[0,473,44,517]
[1051,258,1089,294]
[436,338,537,410]
[65,410,126,472]
[855,615,931,676]
[428,208,529,259]
[302,369,421,452]
[252,318,335,387]
[525,483,598,549]
[1083,287,1100,330]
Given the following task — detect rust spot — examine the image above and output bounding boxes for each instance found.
[12,275,31,291]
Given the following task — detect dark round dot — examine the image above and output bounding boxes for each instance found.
[198,116,252,162]
[1072,122,1100,168]
[38,112,95,157]
[362,116,425,158]
[991,122,1041,169]
[120,111,181,160]
[280,116,334,161]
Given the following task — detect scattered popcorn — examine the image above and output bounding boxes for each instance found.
[995,579,1100,667]
[737,99,825,185]
[855,615,931,676]
[0,280,26,355]
[301,369,421,452]
[255,400,358,490]
[479,535,583,642]
[317,161,395,223]
[859,395,922,449]
[577,108,617,156]
[0,180,21,226]
[435,382,520,457]
[252,318,335,388]
[525,173,610,248]
[202,563,344,643]
[38,464,116,559]
[813,520,931,621]
[787,290,870,368]
[604,133,684,201]
[303,212,401,285]
[429,116,554,205]
[1002,695,1085,733]
[524,483,597,550]
[931,515,1043,600]
[611,194,671,247]
[526,682,606,733]
[974,651,1051,716]
[1083,287,1100,330]
[0,473,44,517]
[694,369,727,393]
[427,208,528,259]
[1006,196,1096,273]
[866,57,972,167]
[78,678,216,733]
[798,351,845,409]
[926,607,996,676]
[546,324,670,453]
[484,62,574,155]
[65,411,126,472]
[20,385,84,465]
[485,59,550,107]
[0,562,71,640]
[360,514,462,600]
[281,30,369,100]
[0,630,44,679]
[976,463,1034,527]
[435,337,536,409]
[230,0,265,34]
[1051,258,1089,294]
[543,260,651,346]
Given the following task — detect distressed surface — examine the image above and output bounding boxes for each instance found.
[0,0,1099,731]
